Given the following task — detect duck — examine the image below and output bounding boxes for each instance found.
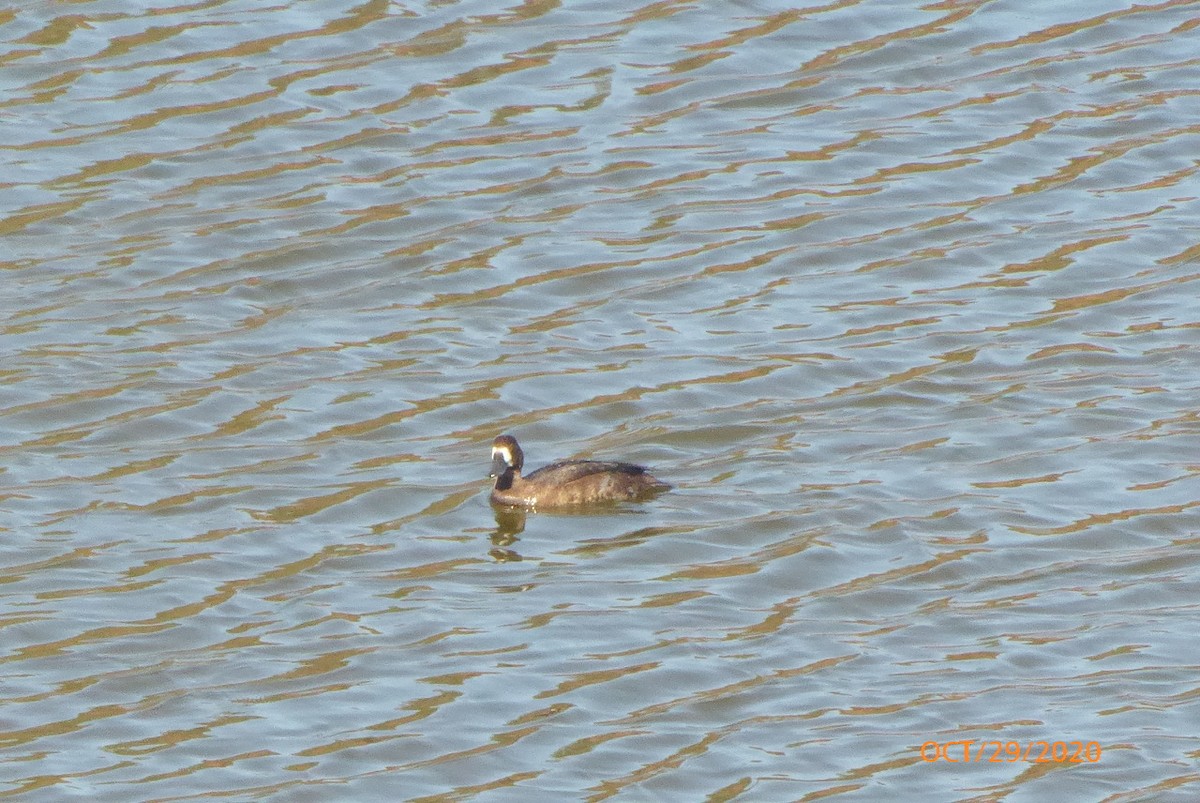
[488,434,670,508]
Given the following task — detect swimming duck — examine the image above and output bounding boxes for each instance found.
[488,434,670,508]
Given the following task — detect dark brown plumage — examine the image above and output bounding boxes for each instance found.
[488,434,669,508]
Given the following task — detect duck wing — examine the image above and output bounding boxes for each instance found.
[524,460,649,485]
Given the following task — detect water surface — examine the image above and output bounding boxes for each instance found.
[2,1,1199,800]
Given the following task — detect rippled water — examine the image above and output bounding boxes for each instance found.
[3,1,1200,800]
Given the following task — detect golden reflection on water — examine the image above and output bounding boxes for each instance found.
[3,0,1200,800]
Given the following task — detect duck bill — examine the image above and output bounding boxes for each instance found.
[489,452,509,478]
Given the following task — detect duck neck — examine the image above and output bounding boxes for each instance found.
[494,468,518,491]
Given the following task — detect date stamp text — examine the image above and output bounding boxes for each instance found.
[920,740,1102,763]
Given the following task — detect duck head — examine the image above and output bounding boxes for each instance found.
[489,434,524,479]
